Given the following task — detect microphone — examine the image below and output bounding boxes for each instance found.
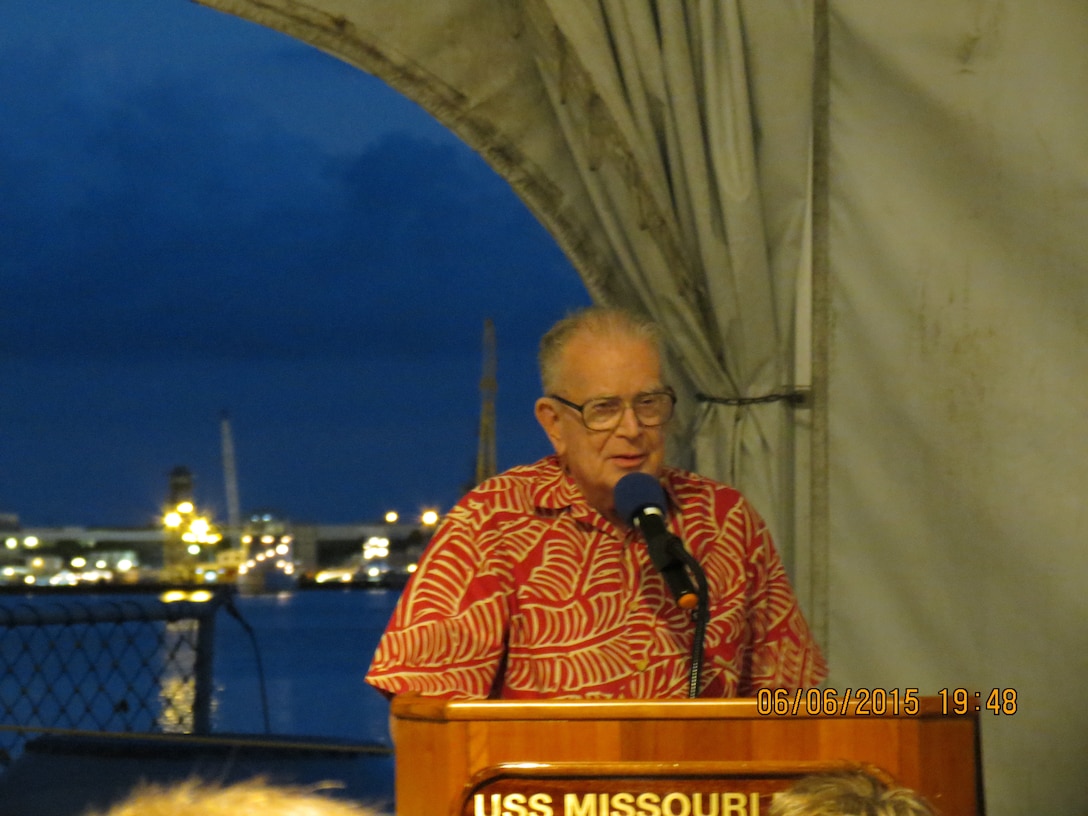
[614,472,698,610]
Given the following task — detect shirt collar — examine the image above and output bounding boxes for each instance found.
[530,455,583,512]
[531,455,680,527]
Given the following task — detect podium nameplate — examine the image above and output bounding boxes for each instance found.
[462,761,869,816]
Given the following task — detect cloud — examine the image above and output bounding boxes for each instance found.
[1,71,583,364]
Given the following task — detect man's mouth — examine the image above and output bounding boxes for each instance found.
[610,453,647,468]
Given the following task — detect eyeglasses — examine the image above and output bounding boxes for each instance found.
[549,389,676,431]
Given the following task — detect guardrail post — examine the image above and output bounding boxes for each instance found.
[191,593,221,735]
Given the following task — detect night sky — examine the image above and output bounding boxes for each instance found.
[1,0,591,528]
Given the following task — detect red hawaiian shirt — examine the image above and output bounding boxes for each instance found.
[366,455,826,699]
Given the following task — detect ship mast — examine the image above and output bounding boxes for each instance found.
[474,318,498,486]
[220,410,242,540]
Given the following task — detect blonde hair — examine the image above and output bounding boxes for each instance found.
[769,771,938,816]
[88,777,383,816]
[538,306,662,394]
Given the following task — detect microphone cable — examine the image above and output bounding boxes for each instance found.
[672,544,710,698]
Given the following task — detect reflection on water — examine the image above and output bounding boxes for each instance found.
[159,619,198,733]
[158,673,194,732]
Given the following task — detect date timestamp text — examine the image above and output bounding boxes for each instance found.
[756,687,1019,716]
[939,687,1018,715]
[757,688,921,716]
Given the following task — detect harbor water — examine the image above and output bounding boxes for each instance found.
[212,587,399,744]
[0,587,402,815]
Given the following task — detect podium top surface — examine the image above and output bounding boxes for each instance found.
[392,693,956,722]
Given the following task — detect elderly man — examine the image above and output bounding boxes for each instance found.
[365,306,825,699]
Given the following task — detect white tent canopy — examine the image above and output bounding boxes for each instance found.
[196,2,1088,813]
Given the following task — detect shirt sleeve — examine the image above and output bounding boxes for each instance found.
[735,498,828,694]
[365,494,514,699]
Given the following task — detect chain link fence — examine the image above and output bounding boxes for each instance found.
[0,592,223,772]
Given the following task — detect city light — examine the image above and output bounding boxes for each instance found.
[10,498,430,589]
[160,589,214,603]
[363,536,390,559]
[161,497,224,583]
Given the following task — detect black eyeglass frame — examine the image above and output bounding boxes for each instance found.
[548,388,677,431]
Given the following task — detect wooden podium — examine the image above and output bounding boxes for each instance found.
[391,694,982,816]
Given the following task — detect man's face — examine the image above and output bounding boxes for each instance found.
[535,329,668,522]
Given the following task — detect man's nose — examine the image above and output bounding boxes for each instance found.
[613,403,643,436]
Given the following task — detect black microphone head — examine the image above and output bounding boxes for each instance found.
[613,472,667,525]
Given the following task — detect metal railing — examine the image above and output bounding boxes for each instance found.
[0,591,223,770]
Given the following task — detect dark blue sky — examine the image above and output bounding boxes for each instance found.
[1,0,591,527]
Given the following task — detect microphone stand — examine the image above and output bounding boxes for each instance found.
[669,541,710,698]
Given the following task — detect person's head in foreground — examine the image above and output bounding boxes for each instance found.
[86,777,382,816]
[769,770,938,816]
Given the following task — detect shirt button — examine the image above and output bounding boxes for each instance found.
[634,658,649,672]
[627,600,639,612]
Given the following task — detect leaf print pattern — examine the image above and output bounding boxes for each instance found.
[366,456,826,699]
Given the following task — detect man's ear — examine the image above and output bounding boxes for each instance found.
[534,398,565,454]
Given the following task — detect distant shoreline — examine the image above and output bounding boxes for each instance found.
[0,578,402,596]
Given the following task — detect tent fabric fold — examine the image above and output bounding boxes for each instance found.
[189,2,1088,813]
